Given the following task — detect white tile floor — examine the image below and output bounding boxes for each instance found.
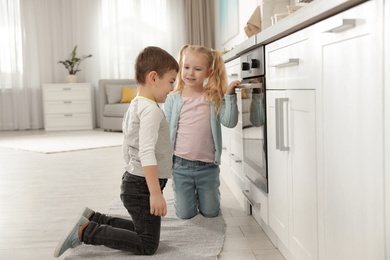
[0,130,284,260]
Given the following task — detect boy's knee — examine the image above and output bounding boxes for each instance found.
[143,243,159,255]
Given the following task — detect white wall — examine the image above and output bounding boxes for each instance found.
[215,0,260,53]
[215,0,297,53]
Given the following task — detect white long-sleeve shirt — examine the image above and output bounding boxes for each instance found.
[122,96,172,179]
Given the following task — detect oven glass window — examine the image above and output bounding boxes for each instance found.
[241,78,267,192]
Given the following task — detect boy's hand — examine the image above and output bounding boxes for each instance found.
[150,193,167,216]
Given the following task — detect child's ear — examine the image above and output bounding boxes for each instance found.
[147,71,158,83]
[207,68,213,77]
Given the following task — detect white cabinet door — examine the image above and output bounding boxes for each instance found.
[287,90,317,260]
[267,90,289,248]
[314,1,385,259]
[267,89,317,260]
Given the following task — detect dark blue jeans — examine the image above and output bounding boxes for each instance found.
[82,172,167,255]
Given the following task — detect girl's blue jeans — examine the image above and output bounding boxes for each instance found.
[82,172,167,255]
[172,155,220,219]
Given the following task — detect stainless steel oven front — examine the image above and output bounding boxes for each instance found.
[238,46,268,194]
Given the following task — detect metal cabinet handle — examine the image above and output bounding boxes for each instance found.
[230,153,242,163]
[324,19,356,33]
[242,190,261,209]
[275,98,281,150]
[270,58,299,68]
[275,97,290,151]
[228,73,238,77]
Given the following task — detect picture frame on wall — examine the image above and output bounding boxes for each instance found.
[219,0,239,44]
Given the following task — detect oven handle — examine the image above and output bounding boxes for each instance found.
[275,97,290,151]
[240,83,262,89]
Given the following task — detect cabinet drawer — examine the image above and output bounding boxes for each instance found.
[244,175,269,225]
[266,28,315,90]
[44,114,93,130]
[315,1,374,45]
[225,57,241,81]
[44,100,91,114]
[44,86,91,101]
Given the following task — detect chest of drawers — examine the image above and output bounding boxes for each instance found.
[42,83,94,131]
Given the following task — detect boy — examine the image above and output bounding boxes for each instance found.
[54,46,179,257]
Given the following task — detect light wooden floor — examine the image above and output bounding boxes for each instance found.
[0,130,284,260]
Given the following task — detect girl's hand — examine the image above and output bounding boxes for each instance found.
[226,80,242,95]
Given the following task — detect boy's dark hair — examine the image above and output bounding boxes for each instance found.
[135,46,179,84]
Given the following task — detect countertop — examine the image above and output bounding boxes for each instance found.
[223,0,367,62]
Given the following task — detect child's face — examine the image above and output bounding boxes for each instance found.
[153,69,177,103]
[181,51,212,89]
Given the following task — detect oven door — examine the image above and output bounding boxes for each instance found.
[240,78,268,193]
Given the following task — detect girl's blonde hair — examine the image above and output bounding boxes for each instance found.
[175,44,227,114]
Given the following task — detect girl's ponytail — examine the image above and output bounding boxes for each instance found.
[206,49,227,114]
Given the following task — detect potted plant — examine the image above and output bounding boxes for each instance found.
[58,45,92,83]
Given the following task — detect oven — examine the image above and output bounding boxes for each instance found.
[238,46,268,195]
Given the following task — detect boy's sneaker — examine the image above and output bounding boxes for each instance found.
[53,215,89,258]
[81,206,95,220]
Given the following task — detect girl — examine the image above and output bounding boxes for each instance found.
[164,44,241,219]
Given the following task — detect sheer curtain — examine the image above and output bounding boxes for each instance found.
[0,0,41,130]
[98,0,185,79]
[0,0,185,130]
[184,0,215,48]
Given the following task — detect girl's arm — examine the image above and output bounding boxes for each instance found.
[163,94,173,124]
[219,94,239,128]
[219,81,240,128]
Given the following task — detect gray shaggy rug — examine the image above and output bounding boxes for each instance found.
[65,198,226,260]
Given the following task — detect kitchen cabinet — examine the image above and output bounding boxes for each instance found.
[221,58,246,209]
[313,1,385,259]
[266,21,318,260]
[42,83,94,131]
[266,1,386,260]
[267,89,317,260]
[224,1,387,259]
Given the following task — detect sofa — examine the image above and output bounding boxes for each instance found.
[98,79,137,131]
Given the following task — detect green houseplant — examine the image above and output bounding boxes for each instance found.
[58,45,92,82]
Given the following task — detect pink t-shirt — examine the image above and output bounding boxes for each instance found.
[174,94,215,163]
